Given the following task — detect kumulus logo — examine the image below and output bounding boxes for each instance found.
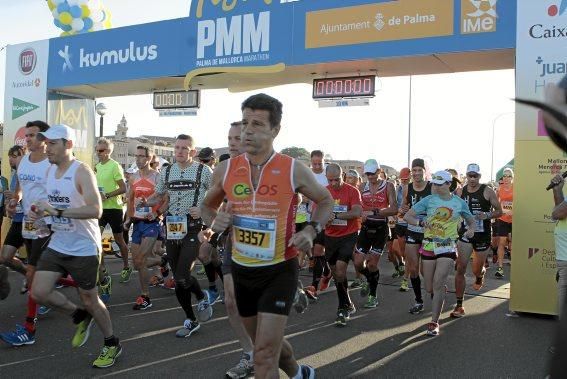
[59,42,158,71]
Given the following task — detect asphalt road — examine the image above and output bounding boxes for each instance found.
[0,256,557,378]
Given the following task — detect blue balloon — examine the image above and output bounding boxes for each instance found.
[54,18,62,28]
[57,2,70,13]
[69,5,82,18]
[82,17,93,31]
[61,23,72,32]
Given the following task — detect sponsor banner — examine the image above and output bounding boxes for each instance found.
[47,98,96,166]
[512,0,567,315]
[461,0,498,34]
[305,0,454,49]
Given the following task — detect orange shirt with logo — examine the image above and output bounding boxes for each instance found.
[128,172,160,219]
[223,153,298,267]
[498,184,513,223]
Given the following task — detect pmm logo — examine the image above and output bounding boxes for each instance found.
[528,247,540,259]
[197,11,270,59]
[461,0,497,35]
[232,183,277,197]
[19,48,37,75]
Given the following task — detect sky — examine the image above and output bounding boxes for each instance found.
[0,0,516,178]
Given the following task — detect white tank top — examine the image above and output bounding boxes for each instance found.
[17,154,51,216]
[47,160,102,257]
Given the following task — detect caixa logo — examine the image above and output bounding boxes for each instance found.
[232,183,277,197]
[58,42,158,72]
[19,48,37,75]
[529,1,567,39]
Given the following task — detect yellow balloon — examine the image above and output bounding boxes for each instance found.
[59,12,73,25]
[60,31,73,37]
[81,5,90,18]
[103,20,112,29]
[48,0,56,11]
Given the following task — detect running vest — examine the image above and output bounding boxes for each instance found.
[46,160,102,257]
[128,170,160,219]
[406,181,432,233]
[360,181,388,223]
[396,184,407,225]
[461,184,491,234]
[223,153,297,267]
[17,154,51,216]
[498,185,513,223]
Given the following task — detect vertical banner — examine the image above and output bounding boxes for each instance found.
[511,0,567,315]
[48,98,96,167]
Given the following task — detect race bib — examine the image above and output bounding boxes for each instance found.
[166,215,187,240]
[433,239,456,255]
[407,215,425,233]
[331,205,348,226]
[233,215,276,261]
[134,206,151,219]
[22,217,38,239]
[51,215,76,232]
[471,211,485,233]
[502,201,513,215]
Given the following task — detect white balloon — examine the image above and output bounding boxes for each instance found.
[53,0,66,5]
[91,9,104,22]
[78,0,89,4]
[71,18,84,31]
[67,0,80,5]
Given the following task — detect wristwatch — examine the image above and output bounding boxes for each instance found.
[306,221,322,234]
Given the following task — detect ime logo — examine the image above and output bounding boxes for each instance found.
[548,1,567,16]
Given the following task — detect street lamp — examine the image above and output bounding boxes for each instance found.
[95,103,107,138]
[490,112,515,181]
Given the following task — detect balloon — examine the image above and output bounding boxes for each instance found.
[69,5,82,18]
[78,0,89,4]
[82,17,93,31]
[67,0,80,6]
[56,2,70,13]
[71,18,84,31]
[59,12,73,25]
[61,23,72,32]
[54,18,62,28]
[80,5,90,18]
[52,9,60,19]
[47,0,56,11]
[53,0,65,5]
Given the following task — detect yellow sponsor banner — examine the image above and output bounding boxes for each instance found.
[460,0,498,34]
[305,0,454,49]
[510,139,561,315]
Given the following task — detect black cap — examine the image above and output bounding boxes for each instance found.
[219,153,231,162]
[411,158,425,169]
[197,147,215,161]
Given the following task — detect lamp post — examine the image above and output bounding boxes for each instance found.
[490,112,515,181]
[95,103,107,138]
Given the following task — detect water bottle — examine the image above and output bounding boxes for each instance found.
[30,204,51,238]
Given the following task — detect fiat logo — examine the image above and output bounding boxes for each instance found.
[19,48,37,75]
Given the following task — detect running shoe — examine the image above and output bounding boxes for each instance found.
[426,322,439,336]
[319,271,332,291]
[304,285,318,301]
[175,319,201,338]
[450,306,466,318]
[162,277,176,290]
[20,278,28,294]
[293,282,309,314]
[38,305,51,315]
[196,290,213,322]
[495,267,504,279]
[299,364,316,379]
[133,295,152,310]
[364,295,378,308]
[349,278,363,289]
[346,302,357,316]
[98,275,112,304]
[0,324,35,346]
[472,268,486,291]
[0,265,10,300]
[226,352,254,379]
[208,289,220,305]
[119,267,133,283]
[335,309,348,327]
[360,281,370,298]
[409,302,424,314]
[399,279,409,292]
[398,263,405,276]
[92,344,122,368]
[72,314,94,348]
[149,275,164,287]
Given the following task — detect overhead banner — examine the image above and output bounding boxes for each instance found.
[511,0,567,315]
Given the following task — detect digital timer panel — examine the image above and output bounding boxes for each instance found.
[153,90,200,109]
[312,76,376,99]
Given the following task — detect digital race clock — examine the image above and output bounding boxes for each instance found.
[312,76,376,99]
[153,90,200,110]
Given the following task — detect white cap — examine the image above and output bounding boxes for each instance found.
[38,124,74,141]
[126,167,138,174]
[363,159,380,174]
[431,170,453,185]
[466,163,481,174]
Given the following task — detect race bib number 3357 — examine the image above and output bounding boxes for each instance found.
[233,215,276,261]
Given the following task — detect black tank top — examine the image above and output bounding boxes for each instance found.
[461,184,491,233]
[406,182,432,208]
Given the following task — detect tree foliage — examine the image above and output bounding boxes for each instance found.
[280,146,310,159]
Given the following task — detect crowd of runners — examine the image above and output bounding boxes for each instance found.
[0,93,515,377]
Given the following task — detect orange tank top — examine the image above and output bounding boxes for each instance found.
[498,184,513,223]
[223,153,298,267]
[128,172,160,219]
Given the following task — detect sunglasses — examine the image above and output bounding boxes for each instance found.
[467,174,479,179]
[327,178,341,182]
[502,175,512,178]
[365,172,377,176]
[134,154,148,158]
[96,149,107,153]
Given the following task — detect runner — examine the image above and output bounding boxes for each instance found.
[396,167,411,291]
[124,145,163,310]
[322,163,362,326]
[0,121,53,347]
[201,93,333,378]
[197,147,216,169]
[95,138,130,304]
[354,159,397,309]
[344,169,364,289]
[29,124,121,367]
[404,170,475,336]
[452,164,502,318]
[401,158,432,314]
[146,133,214,337]
[494,168,514,278]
